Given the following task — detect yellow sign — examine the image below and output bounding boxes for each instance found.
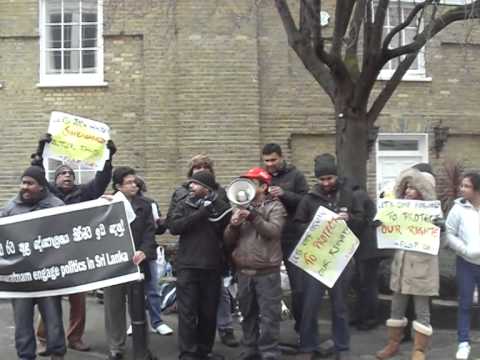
[289,206,359,288]
[44,112,110,170]
[375,199,442,255]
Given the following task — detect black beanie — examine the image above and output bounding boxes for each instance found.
[314,153,337,178]
[22,166,48,187]
[54,164,75,180]
[189,170,216,191]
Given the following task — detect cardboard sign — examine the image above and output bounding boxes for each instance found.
[43,111,110,170]
[375,199,442,255]
[289,206,359,288]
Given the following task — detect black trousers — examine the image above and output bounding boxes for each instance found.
[177,268,222,360]
[352,258,381,323]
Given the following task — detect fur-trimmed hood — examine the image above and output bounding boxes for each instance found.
[394,168,436,201]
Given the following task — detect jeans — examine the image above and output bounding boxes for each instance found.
[457,256,480,343]
[237,271,282,359]
[217,279,233,331]
[299,262,353,353]
[12,296,66,360]
[145,260,164,329]
[283,243,305,332]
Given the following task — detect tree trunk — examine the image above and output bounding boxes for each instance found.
[335,109,369,189]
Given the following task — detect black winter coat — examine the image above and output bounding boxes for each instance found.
[129,195,158,279]
[294,179,364,237]
[49,161,112,205]
[168,194,230,272]
[270,163,309,250]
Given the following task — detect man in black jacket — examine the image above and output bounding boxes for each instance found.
[31,133,116,352]
[169,170,230,360]
[294,154,363,360]
[104,166,157,360]
[262,143,309,332]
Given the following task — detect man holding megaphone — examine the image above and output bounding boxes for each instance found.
[224,167,287,360]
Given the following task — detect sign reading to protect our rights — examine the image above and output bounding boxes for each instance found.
[289,206,359,288]
[43,111,110,170]
[375,199,443,255]
[0,199,141,298]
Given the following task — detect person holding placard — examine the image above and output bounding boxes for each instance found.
[31,133,117,353]
[376,168,439,360]
[294,154,363,360]
[1,166,66,360]
[445,172,480,360]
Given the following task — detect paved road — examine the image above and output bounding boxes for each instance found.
[0,296,479,359]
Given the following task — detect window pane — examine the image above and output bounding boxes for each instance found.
[64,0,80,23]
[388,6,400,27]
[82,25,97,48]
[379,140,419,151]
[46,0,61,23]
[46,25,62,49]
[64,25,80,48]
[64,50,80,73]
[46,50,62,73]
[82,50,97,72]
[82,0,98,22]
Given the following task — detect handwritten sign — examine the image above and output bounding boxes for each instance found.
[375,199,443,255]
[43,111,110,170]
[289,206,359,288]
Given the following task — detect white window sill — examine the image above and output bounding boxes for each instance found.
[37,81,108,88]
[377,73,432,82]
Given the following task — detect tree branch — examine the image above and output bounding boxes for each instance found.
[331,0,356,57]
[382,1,433,52]
[345,0,366,80]
[274,0,335,99]
[386,1,480,60]
[367,52,418,124]
[370,0,389,53]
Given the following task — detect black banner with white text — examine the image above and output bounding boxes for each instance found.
[0,199,141,298]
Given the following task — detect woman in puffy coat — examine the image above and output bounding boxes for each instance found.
[445,172,480,360]
[376,168,439,360]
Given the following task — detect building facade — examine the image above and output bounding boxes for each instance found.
[1,0,480,210]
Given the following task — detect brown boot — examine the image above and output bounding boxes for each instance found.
[411,321,432,360]
[376,318,408,359]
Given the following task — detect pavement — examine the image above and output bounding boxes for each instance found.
[1,296,480,360]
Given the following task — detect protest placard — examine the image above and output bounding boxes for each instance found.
[289,206,359,288]
[0,199,141,298]
[375,199,443,255]
[43,111,110,170]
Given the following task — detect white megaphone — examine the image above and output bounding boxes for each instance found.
[226,178,257,207]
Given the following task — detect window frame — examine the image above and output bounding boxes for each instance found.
[38,0,107,88]
[375,1,431,82]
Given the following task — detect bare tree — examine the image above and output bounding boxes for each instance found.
[274,0,480,185]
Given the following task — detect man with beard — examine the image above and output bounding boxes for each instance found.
[31,133,116,353]
[1,166,66,360]
[294,154,363,360]
[262,143,308,334]
[169,170,230,360]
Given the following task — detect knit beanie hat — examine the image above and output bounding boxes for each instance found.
[54,164,75,180]
[189,170,216,191]
[22,166,48,187]
[314,153,337,178]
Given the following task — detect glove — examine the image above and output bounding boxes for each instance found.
[372,219,383,228]
[432,217,446,232]
[107,140,117,160]
[35,133,52,156]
